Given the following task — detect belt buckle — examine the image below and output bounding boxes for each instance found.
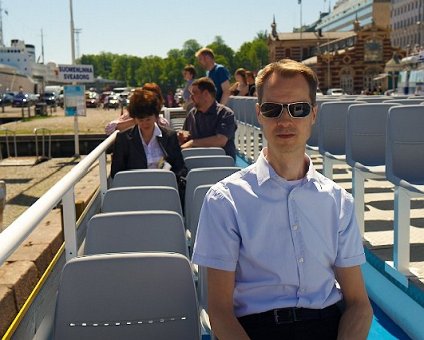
[273,308,297,324]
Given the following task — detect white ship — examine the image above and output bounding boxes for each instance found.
[0,39,37,93]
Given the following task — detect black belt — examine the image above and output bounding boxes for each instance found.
[238,303,340,325]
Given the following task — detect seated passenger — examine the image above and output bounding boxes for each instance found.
[229,68,249,96]
[105,83,169,135]
[178,77,237,160]
[110,88,186,180]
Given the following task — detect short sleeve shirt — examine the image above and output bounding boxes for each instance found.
[207,63,230,102]
[192,150,366,317]
[183,102,236,159]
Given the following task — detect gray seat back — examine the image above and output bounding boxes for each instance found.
[188,184,213,243]
[112,169,178,190]
[184,155,235,170]
[53,252,201,340]
[102,186,182,215]
[318,101,365,156]
[184,167,240,224]
[307,98,340,148]
[346,103,397,167]
[84,211,188,257]
[181,147,225,159]
[386,105,424,186]
[383,99,424,105]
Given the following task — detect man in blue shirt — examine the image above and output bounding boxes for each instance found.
[179,77,236,159]
[195,47,231,105]
[192,59,373,339]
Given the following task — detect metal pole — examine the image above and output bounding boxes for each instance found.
[69,0,80,157]
[299,0,303,61]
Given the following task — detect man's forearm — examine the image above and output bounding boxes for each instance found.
[191,134,227,148]
[220,91,230,106]
[209,311,250,340]
[337,302,372,339]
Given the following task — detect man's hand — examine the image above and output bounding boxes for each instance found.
[180,139,194,149]
[177,130,191,145]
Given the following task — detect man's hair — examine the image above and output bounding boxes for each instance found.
[255,59,318,105]
[184,64,196,77]
[195,47,215,59]
[192,77,216,97]
[128,89,161,119]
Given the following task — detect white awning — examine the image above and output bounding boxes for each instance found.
[373,73,389,81]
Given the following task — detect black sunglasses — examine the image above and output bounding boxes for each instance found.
[260,102,312,119]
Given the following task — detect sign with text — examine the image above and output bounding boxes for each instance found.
[64,85,86,116]
[57,64,94,83]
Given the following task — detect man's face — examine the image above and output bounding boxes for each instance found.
[190,85,205,108]
[183,70,191,81]
[196,54,208,69]
[256,73,317,155]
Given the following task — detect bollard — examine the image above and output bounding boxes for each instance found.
[27,104,31,117]
[21,106,25,118]
[0,180,6,232]
[1,102,4,113]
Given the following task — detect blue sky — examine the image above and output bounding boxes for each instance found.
[3,0,330,64]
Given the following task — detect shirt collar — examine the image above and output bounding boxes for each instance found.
[138,122,162,145]
[256,148,322,187]
[194,101,218,115]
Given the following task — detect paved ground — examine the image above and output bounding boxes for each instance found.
[0,105,124,135]
[308,153,424,290]
[1,106,119,228]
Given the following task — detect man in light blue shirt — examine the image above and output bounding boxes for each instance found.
[192,59,373,339]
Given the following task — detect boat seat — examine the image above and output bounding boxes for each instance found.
[111,169,178,190]
[102,186,182,216]
[53,252,201,340]
[84,211,188,257]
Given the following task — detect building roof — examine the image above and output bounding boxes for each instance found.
[272,31,355,41]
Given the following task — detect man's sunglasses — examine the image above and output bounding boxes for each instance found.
[259,102,312,119]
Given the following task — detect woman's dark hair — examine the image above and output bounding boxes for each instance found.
[128,89,160,119]
[142,82,164,108]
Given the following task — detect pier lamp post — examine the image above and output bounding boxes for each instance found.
[69,0,79,157]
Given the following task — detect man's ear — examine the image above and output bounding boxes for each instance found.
[311,104,318,124]
[256,103,262,125]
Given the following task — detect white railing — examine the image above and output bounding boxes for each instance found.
[0,131,117,266]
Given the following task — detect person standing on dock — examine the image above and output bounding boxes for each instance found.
[192,59,373,339]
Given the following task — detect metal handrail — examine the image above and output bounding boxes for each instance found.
[34,127,52,160]
[0,131,117,265]
[0,127,18,160]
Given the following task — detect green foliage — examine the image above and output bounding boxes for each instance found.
[79,33,269,90]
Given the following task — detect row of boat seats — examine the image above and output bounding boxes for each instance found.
[308,102,424,254]
[53,148,241,339]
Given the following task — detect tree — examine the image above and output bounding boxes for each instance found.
[79,32,270,88]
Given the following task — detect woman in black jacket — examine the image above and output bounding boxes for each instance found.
[111,88,187,180]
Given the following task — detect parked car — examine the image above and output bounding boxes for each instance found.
[40,92,57,105]
[12,92,32,107]
[85,91,100,108]
[326,88,345,96]
[0,92,15,106]
[106,94,120,109]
